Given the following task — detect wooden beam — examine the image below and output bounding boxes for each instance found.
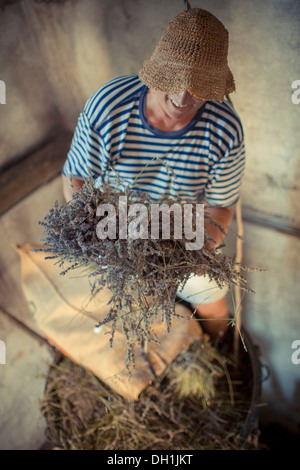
[0,130,73,215]
[240,206,300,239]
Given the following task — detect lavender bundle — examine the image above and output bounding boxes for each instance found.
[37,176,252,369]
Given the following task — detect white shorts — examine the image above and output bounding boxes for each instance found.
[176,274,229,305]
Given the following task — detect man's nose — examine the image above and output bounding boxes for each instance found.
[175,91,190,105]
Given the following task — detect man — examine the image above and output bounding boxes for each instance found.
[62,8,245,340]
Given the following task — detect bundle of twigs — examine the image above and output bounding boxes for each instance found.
[37,175,254,369]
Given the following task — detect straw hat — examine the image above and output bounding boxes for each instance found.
[139,8,235,101]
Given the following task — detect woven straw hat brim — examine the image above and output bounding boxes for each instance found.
[139,61,235,101]
[138,8,235,102]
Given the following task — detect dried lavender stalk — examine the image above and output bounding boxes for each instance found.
[36,176,253,369]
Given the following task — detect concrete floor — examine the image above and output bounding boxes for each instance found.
[0,313,53,450]
[0,177,63,450]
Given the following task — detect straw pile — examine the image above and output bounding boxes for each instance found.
[41,335,258,450]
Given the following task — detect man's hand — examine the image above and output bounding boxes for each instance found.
[189,204,234,277]
[62,175,84,202]
[203,204,234,250]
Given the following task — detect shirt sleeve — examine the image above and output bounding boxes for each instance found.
[203,133,245,208]
[62,110,107,180]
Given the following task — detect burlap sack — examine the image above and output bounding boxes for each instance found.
[14,243,202,400]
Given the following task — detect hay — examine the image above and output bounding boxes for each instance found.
[41,335,258,451]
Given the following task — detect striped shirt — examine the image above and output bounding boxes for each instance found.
[63,75,245,207]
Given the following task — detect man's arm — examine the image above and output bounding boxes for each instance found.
[62,174,84,202]
[204,204,234,250]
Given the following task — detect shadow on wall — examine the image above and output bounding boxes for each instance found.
[96,0,184,77]
[240,222,300,432]
[0,0,188,166]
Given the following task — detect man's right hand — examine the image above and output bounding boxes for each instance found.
[62,175,84,202]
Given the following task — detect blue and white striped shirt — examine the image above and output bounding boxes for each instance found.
[63,75,245,207]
